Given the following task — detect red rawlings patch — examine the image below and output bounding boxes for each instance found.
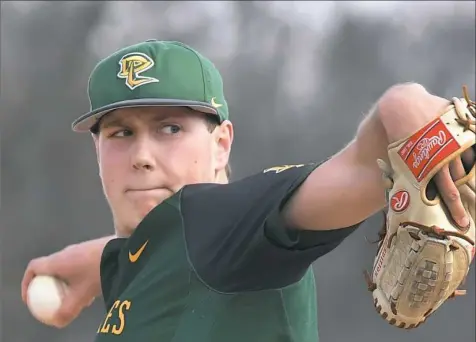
[398,118,460,182]
[390,190,410,213]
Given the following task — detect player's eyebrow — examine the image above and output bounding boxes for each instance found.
[99,116,125,129]
[100,112,187,130]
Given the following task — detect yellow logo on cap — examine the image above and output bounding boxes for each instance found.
[117,52,159,90]
[211,97,223,109]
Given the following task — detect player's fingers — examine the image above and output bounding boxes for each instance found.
[21,258,51,303]
[53,290,83,328]
[21,269,35,303]
[461,147,476,171]
[434,165,469,228]
[449,158,467,181]
[54,282,97,328]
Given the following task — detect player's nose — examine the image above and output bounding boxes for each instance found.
[130,137,157,171]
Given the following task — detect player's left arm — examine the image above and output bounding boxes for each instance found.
[281,106,388,231]
[182,83,474,293]
[283,83,472,232]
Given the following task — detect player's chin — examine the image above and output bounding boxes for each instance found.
[117,203,161,236]
[127,188,173,204]
[132,192,172,216]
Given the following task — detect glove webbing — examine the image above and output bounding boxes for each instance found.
[363,218,475,293]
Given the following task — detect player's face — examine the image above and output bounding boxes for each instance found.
[93,106,233,236]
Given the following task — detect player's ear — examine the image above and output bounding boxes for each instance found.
[213,120,233,172]
[91,133,101,165]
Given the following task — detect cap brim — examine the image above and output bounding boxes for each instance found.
[72,98,219,132]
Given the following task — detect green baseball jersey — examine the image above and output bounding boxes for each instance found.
[94,164,359,342]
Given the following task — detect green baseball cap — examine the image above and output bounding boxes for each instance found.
[72,39,229,132]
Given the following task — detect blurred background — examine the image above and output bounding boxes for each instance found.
[1,1,475,342]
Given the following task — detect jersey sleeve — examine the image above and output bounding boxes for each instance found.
[181,163,361,293]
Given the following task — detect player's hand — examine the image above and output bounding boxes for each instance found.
[433,147,474,228]
[21,240,104,328]
[381,83,474,228]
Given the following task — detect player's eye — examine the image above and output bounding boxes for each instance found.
[110,129,133,138]
[160,124,181,135]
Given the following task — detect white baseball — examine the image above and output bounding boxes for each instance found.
[27,275,67,324]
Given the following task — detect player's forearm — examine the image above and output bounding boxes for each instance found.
[283,101,388,231]
[70,235,116,256]
[67,235,116,297]
[284,83,441,231]
[354,103,390,172]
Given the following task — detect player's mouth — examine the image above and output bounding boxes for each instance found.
[127,187,162,192]
[125,187,173,197]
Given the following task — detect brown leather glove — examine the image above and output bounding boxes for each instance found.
[365,86,475,329]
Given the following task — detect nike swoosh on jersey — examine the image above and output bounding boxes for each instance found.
[129,240,149,263]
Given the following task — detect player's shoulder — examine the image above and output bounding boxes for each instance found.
[184,163,319,192]
[253,162,320,188]
[180,162,319,204]
[261,163,310,174]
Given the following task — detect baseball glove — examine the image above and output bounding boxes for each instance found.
[364,86,476,329]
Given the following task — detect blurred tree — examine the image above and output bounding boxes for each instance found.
[2,4,108,342]
[225,1,293,177]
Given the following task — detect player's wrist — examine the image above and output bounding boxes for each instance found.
[378,83,450,143]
